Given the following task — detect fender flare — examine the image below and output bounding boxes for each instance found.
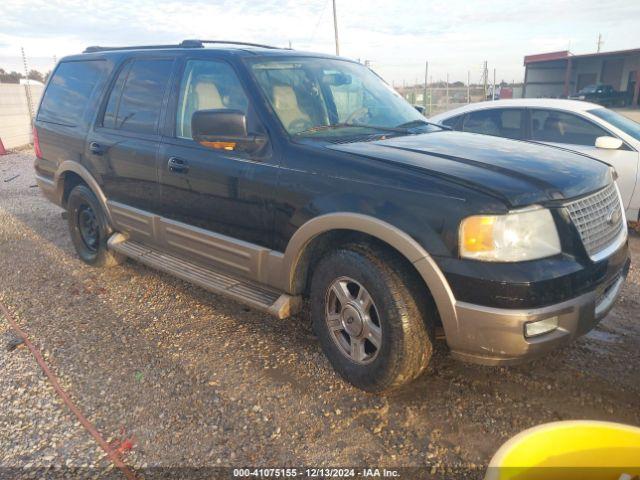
[52,161,113,226]
[281,212,458,334]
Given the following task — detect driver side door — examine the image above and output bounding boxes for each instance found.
[157,57,281,267]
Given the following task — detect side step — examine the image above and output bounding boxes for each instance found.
[108,234,301,319]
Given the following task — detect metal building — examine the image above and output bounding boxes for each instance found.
[522,48,640,107]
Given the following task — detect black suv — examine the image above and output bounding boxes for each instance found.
[34,40,630,392]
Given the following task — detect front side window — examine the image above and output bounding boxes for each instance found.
[38,60,107,126]
[530,109,608,146]
[102,59,173,134]
[248,57,429,137]
[176,60,249,139]
[460,108,523,139]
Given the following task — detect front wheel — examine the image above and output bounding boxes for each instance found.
[310,245,434,392]
[67,184,124,267]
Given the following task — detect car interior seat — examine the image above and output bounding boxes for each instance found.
[272,85,311,132]
[179,77,225,138]
[543,116,565,140]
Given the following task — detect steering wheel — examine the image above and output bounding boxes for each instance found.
[289,118,314,133]
[345,107,369,125]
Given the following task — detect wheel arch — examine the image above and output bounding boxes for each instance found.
[281,213,458,333]
[54,161,113,227]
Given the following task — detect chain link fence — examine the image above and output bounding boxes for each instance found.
[397,86,490,117]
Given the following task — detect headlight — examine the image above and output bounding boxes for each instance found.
[459,207,561,262]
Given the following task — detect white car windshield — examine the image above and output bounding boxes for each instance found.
[589,108,640,142]
[248,57,436,137]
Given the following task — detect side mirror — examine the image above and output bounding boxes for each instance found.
[192,109,266,153]
[595,136,623,150]
[413,105,425,114]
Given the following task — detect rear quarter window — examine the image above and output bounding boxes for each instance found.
[37,60,107,126]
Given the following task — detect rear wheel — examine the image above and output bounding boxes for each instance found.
[310,245,434,392]
[67,184,124,267]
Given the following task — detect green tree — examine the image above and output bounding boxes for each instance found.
[0,69,23,84]
[27,69,44,83]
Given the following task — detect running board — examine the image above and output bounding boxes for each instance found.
[108,234,301,319]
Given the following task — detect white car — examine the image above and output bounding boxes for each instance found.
[430,99,640,223]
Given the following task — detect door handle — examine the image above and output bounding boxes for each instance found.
[89,142,106,156]
[168,156,189,174]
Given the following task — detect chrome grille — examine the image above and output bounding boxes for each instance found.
[565,183,624,258]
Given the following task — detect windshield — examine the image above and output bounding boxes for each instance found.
[248,57,429,137]
[589,108,640,141]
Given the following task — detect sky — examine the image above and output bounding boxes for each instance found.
[1,0,639,85]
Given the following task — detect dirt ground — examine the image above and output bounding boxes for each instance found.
[1,150,639,478]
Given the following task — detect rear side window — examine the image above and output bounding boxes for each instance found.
[102,59,173,134]
[530,109,608,146]
[461,108,523,139]
[38,60,107,126]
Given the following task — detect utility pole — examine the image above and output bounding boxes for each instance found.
[423,61,428,110]
[597,33,603,53]
[21,47,34,122]
[493,68,496,101]
[482,61,488,100]
[446,73,450,106]
[332,0,340,56]
[467,70,471,103]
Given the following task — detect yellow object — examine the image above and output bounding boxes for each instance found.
[486,421,640,480]
[460,215,496,253]
[200,140,236,151]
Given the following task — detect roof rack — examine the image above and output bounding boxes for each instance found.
[189,40,288,50]
[83,39,287,54]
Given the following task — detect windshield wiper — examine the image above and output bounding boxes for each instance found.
[395,119,451,130]
[294,122,411,136]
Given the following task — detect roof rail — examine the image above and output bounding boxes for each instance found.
[83,42,202,53]
[183,40,289,50]
[83,39,288,54]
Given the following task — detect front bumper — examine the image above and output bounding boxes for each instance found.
[448,257,630,366]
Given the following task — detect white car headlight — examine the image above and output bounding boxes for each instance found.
[459,207,561,262]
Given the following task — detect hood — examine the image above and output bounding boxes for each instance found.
[326,131,612,207]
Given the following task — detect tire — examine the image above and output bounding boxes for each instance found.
[309,245,434,392]
[66,184,124,267]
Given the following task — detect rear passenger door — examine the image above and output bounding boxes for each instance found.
[88,57,175,216]
[458,108,525,140]
[157,57,279,254]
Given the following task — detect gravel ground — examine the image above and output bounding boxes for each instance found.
[1,150,639,478]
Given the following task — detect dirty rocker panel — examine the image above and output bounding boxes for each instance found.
[107,200,279,285]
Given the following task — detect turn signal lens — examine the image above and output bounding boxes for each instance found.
[200,141,236,151]
[460,216,496,253]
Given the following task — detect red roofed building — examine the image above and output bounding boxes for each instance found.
[523,47,640,107]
